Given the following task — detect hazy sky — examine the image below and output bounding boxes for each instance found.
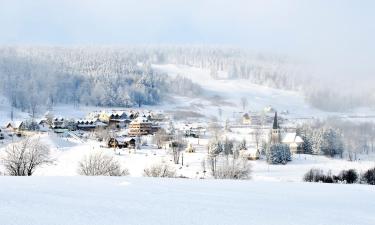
[0,0,374,78]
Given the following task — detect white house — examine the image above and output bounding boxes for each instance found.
[281,133,304,154]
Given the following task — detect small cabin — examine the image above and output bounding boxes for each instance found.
[240,148,260,160]
[108,137,136,149]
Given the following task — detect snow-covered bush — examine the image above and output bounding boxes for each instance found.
[78,152,129,176]
[208,140,223,155]
[2,138,53,176]
[266,144,291,164]
[361,168,375,185]
[214,158,252,180]
[143,163,176,178]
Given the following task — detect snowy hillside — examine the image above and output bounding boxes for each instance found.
[0,177,374,225]
[153,64,375,121]
[153,64,314,117]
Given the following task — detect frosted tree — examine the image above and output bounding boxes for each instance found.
[266,144,291,164]
[2,138,54,176]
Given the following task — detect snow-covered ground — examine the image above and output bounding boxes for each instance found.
[0,177,374,225]
[1,133,374,182]
[0,64,375,224]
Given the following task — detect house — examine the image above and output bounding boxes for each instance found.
[242,113,251,125]
[99,111,131,129]
[37,119,50,132]
[108,137,136,149]
[271,112,304,154]
[242,112,263,125]
[52,118,68,133]
[4,121,25,137]
[128,117,153,136]
[76,119,108,131]
[76,120,96,131]
[282,133,304,154]
[5,121,25,132]
[52,118,65,128]
[240,148,260,160]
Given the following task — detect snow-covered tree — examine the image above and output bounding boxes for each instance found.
[266,144,291,164]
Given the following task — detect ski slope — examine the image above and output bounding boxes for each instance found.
[153,64,375,121]
[0,177,374,225]
[153,64,321,117]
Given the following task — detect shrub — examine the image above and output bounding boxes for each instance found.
[303,169,334,183]
[361,167,375,185]
[2,138,53,176]
[214,158,252,180]
[78,152,129,176]
[143,163,176,178]
[336,169,358,184]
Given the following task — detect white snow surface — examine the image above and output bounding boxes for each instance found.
[0,177,374,225]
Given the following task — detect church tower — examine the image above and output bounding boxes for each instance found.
[271,112,281,144]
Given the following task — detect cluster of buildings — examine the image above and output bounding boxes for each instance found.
[1,110,165,141]
[238,109,304,160]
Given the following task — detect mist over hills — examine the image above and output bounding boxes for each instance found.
[0,46,373,114]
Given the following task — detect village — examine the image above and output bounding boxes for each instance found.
[0,103,313,179]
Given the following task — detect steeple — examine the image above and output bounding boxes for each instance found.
[271,111,281,144]
[273,112,278,129]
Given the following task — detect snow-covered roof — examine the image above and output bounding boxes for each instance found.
[295,136,304,144]
[6,121,23,128]
[282,133,304,144]
[282,133,296,143]
[130,116,150,124]
[115,137,136,144]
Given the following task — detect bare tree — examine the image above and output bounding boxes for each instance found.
[143,163,176,178]
[94,127,112,142]
[78,152,129,176]
[2,138,53,176]
[153,129,170,149]
[170,133,186,164]
[240,97,248,112]
[252,126,262,152]
[208,122,222,141]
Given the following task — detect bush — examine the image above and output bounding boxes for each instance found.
[143,163,176,178]
[361,167,375,185]
[78,152,129,176]
[303,169,334,183]
[2,138,53,176]
[335,169,358,184]
[214,158,252,180]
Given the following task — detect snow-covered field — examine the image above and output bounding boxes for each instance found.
[1,133,374,182]
[0,177,374,225]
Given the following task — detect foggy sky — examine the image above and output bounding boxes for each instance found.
[1,0,374,79]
